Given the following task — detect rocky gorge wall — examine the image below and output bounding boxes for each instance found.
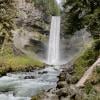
[12,0,52,58]
[0,0,58,59]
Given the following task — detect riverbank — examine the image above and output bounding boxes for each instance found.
[53,64,100,100]
[0,43,45,76]
[37,61,100,100]
[0,55,44,76]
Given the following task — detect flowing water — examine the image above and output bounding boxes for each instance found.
[47,16,60,65]
[0,66,62,100]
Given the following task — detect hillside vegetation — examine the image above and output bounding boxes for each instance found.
[33,0,60,16]
[62,0,100,38]
[62,0,100,75]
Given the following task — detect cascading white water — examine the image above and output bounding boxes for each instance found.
[47,16,61,65]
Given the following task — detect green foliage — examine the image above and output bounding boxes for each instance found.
[96,66,100,74]
[0,55,44,76]
[83,68,100,99]
[0,44,44,76]
[83,7,100,38]
[32,0,60,16]
[0,0,16,37]
[74,48,95,79]
[87,94,100,100]
[62,0,100,38]
[94,39,100,53]
[62,11,82,36]
[73,40,100,80]
[0,54,44,75]
[84,83,93,94]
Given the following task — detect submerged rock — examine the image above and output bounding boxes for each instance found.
[24,76,35,79]
[38,71,48,74]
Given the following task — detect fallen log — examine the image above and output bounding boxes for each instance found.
[76,58,100,87]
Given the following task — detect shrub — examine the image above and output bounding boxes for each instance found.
[96,66,100,74]
[73,39,100,80]
[84,83,93,94]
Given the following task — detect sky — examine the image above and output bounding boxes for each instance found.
[56,0,61,4]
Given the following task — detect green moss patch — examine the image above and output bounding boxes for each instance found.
[0,55,44,76]
[0,43,44,76]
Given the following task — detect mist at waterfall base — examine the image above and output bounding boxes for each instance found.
[59,29,92,64]
[12,18,91,65]
[46,18,91,65]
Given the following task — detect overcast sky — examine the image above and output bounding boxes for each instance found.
[56,0,61,4]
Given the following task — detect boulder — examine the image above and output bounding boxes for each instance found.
[57,81,68,89]
[24,76,35,79]
[38,71,48,74]
[58,72,66,81]
[56,88,69,98]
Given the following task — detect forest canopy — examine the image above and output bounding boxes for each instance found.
[62,0,100,38]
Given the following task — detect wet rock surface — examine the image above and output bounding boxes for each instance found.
[41,65,89,100]
[24,76,35,79]
[38,71,48,74]
[12,0,51,60]
[56,81,68,89]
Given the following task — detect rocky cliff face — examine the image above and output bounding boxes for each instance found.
[0,0,52,59]
[13,0,50,39]
[11,0,52,58]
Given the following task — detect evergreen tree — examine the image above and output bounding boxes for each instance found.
[62,0,100,38]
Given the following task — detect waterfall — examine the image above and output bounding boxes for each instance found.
[47,16,61,65]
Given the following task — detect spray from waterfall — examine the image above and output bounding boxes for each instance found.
[12,19,91,65]
[47,16,61,65]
